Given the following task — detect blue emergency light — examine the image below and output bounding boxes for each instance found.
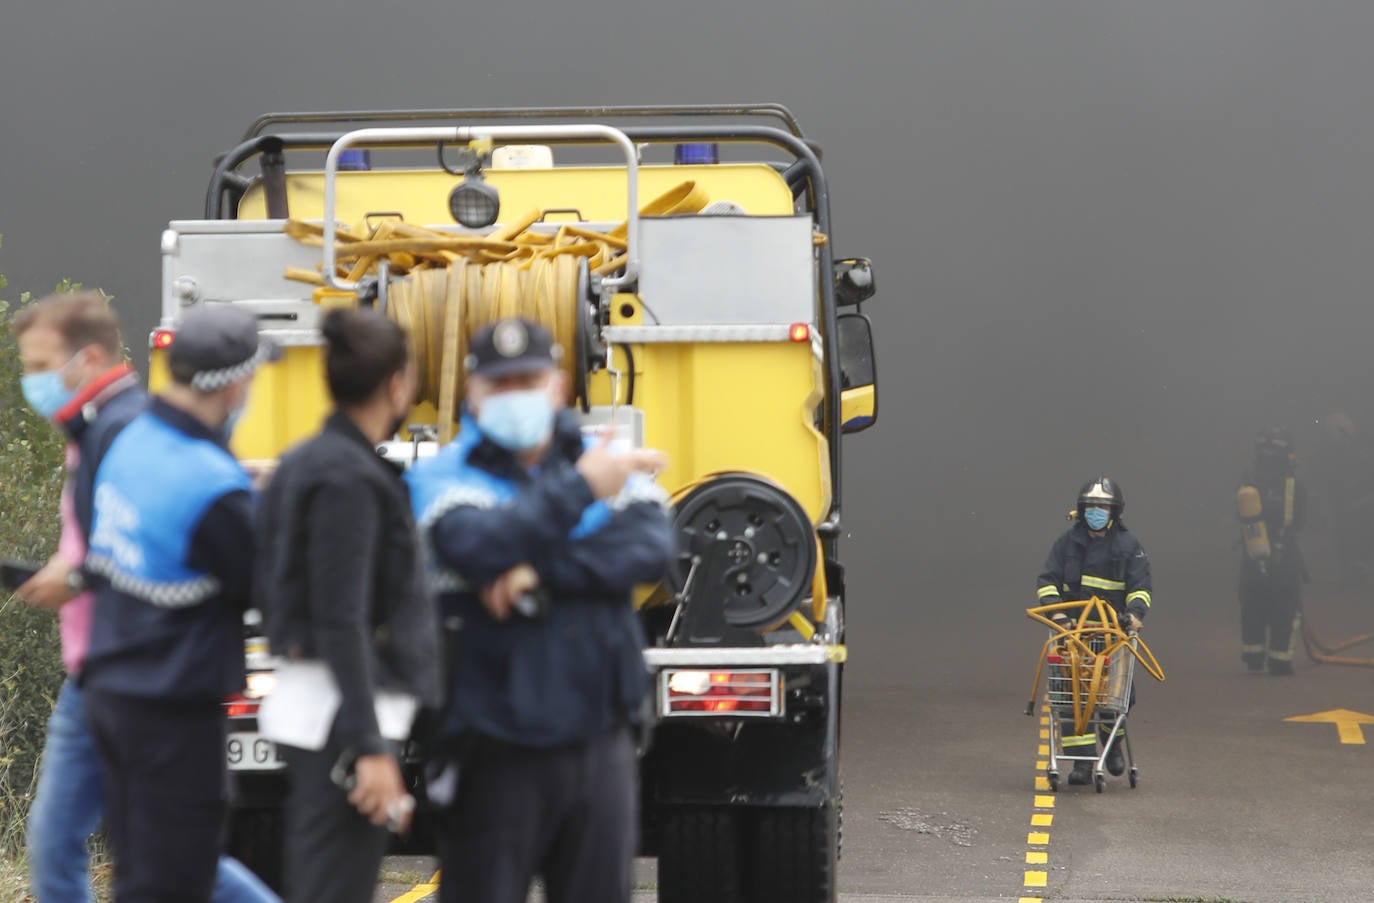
[338,149,372,171]
[674,143,719,165]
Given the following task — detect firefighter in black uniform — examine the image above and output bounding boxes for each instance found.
[1036,476,1152,785]
[1238,427,1305,676]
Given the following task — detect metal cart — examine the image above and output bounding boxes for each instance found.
[1026,599,1165,794]
[1044,629,1137,793]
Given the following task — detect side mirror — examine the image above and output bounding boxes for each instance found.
[833,257,876,307]
[837,312,878,434]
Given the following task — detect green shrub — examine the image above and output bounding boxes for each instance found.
[0,239,70,858]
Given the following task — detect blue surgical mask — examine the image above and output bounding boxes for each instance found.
[1083,507,1111,531]
[21,369,75,420]
[477,388,554,451]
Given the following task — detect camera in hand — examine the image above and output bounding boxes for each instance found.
[512,588,550,620]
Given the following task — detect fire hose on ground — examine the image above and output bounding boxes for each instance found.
[1301,604,1374,668]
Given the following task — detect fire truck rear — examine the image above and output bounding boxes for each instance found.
[153,105,878,902]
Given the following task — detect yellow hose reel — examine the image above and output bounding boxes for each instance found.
[283,182,708,441]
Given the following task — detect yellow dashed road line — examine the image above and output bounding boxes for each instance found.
[1020,698,1055,901]
[388,870,441,903]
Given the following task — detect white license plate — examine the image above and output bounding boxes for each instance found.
[226,731,286,771]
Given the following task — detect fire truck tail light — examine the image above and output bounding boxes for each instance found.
[660,669,781,717]
[223,692,259,719]
[244,671,277,700]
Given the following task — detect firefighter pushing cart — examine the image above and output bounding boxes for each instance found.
[1026,598,1165,793]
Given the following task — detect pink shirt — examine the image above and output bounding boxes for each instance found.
[57,443,93,675]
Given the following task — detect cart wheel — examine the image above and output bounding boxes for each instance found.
[1094,774,1105,793]
[1128,768,1138,789]
[1048,772,1059,793]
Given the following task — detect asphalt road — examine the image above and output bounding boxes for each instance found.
[374,579,1374,903]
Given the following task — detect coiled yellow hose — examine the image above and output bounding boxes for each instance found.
[284,182,710,440]
[1025,598,1165,734]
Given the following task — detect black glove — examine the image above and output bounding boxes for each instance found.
[1120,612,1141,632]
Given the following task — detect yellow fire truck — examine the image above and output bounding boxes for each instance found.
[153,105,878,902]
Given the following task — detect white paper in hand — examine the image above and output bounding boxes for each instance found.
[256,661,420,749]
[375,690,420,742]
[256,661,341,751]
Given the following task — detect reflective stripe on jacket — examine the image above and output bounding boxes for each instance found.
[1036,520,1152,618]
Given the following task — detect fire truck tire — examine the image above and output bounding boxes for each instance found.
[227,808,284,891]
[657,807,744,903]
[748,803,839,903]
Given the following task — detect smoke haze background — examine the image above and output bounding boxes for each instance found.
[4,1,1373,682]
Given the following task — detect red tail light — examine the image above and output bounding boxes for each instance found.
[789,323,810,343]
[223,692,259,718]
[151,329,176,350]
[662,669,780,717]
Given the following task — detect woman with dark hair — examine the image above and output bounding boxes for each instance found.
[254,308,442,902]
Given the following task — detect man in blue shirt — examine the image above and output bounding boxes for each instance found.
[83,305,279,902]
[408,318,673,903]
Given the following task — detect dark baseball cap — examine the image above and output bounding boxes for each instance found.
[465,318,562,379]
[169,305,282,391]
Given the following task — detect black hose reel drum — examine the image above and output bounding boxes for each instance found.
[666,473,817,632]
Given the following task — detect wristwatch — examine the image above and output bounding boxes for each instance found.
[66,569,86,594]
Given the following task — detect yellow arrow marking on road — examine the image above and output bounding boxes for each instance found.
[1284,708,1374,745]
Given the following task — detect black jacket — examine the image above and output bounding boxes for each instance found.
[1036,520,1153,620]
[414,410,675,748]
[257,412,442,755]
[1239,464,1305,576]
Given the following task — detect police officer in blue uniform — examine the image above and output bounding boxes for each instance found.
[1036,475,1152,785]
[407,318,673,903]
[82,305,279,903]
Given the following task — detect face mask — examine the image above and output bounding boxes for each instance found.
[21,367,76,420]
[1083,507,1111,531]
[477,388,554,451]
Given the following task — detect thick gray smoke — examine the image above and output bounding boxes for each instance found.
[5,1,1373,682]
